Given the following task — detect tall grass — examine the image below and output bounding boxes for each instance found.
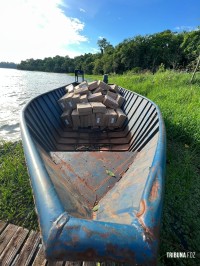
[0,141,38,230]
[111,71,200,146]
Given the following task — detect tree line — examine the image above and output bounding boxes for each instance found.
[17,28,200,74]
[0,62,17,69]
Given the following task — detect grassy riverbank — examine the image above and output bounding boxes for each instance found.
[0,141,38,230]
[0,70,199,264]
[87,71,200,265]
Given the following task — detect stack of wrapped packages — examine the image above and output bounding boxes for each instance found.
[58,80,127,130]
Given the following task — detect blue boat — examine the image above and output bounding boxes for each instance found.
[20,82,166,264]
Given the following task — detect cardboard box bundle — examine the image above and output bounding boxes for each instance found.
[88,92,104,102]
[58,80,127,130]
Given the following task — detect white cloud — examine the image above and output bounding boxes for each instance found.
[79,8,86,13]
[0,0,88,63]
[174,25,196,32]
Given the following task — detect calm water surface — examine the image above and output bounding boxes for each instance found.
[0,68,75,141]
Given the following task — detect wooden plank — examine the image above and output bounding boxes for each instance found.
[32,244,47,266]
[0,223,118,266]
[82,262,97,266]
[48,261,64,266]
[0,224,19,254]
[0,226,29,265]
[64,262,82,266]
[100,263,117,266]
[14,230,41,266]
[0,220,7,234]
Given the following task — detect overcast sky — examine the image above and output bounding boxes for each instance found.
[0,0,199,63]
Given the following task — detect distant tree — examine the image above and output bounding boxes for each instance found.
[181,28,200,69]
[74,55,85,70]
[150,30,183,69]
[16,27,200,74]
[97,38,111,55]
[112,43,126,74]
[0,62,17,69]
[43,57,55,72]
[61,56,74,73]
[104,44,114,55]
[82,54,95,74]
[93,58,104,74]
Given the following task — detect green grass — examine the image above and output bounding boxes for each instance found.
[0,71,199,264]
[0,141,38,230]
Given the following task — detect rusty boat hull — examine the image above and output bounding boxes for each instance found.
[20,83,166,264]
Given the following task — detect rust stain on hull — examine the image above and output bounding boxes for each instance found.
[136,199,146,218]
[149,178,159,202]
[136,200,154,243]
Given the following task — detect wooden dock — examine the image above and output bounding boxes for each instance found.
[0,220,104,266]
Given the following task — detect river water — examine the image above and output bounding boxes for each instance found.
[0,68,75,141]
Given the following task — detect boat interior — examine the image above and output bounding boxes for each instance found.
[24,84,160,225]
